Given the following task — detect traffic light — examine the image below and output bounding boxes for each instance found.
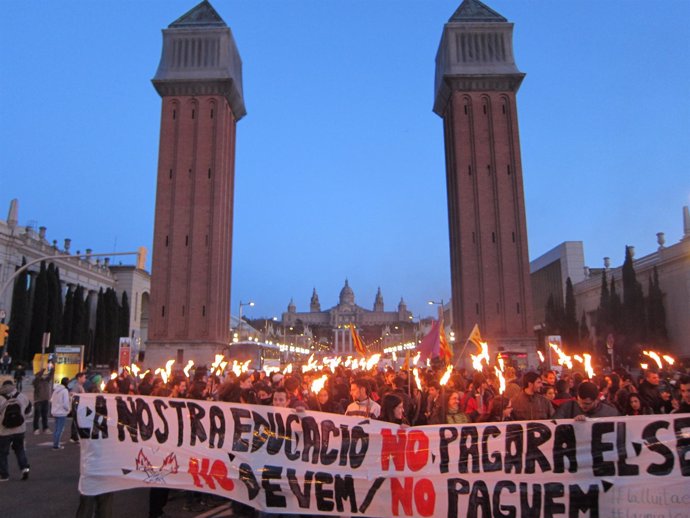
[0,323,9,343]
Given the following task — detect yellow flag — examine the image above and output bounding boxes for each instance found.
[468,324,483,349]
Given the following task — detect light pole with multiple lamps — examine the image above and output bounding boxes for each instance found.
[238,300,254,341]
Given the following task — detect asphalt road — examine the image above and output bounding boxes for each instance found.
[0,378,235,518]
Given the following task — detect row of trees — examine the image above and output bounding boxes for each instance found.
[6,258,129,366]
[544,246,668,366]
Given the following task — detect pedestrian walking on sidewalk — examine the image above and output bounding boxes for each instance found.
[0,379,32,481]
[50,377,71,449]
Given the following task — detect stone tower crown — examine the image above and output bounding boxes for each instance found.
[152,0,246,119]
[434,0,524,116]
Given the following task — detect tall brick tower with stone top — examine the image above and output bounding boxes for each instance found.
[434,0,535,354]
[146,1,245,366]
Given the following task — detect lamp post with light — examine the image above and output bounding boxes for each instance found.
[427,299,445,320]
[238,300,254,340]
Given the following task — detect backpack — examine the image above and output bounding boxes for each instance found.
[2,393,24,428]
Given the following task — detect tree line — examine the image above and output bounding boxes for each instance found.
[544,246,668,367]
[5,258,130,366]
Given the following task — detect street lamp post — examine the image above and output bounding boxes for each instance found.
[427,299,445,320]
[238,300,254,341]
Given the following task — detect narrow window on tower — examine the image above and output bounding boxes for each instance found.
[468,165,472,176]
[182,305,185,316]
[497,303,500,314]
[502,104,506,115]
[172,110,176,120]
[464,105,468,115]
[165,236,169,247]
[492,232,496,243]
[487,165,491,175]
[472,232,476,244]
[192,109,195,119]
[208,168,211,179]
[512,232,515,243]
[185,235,189,246]
[483,104,487,115]
[188,168,192,176]
[162,305,166,317]
[507,165,511,176]
[202,305,206,317]
[210,109,214,119]
[169,169,173,179]
[177,349,184,364]
[205,234,209,246]
[476,303,480,315]
[517,303,521,314]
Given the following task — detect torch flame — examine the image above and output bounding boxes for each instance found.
[583,353,594,379]
[310,374,328,394]
[642,350,663,370]
[494,366,506,395]
[640,362,648,370]
[412,367,422,391]
[110,372,117,380]
[549,342,573,370]
[412,352,421,366]
[283,363,293,375]
[537,351,545,363]
[470,341,490,372]
[365,353,381,371]
[131,364,140,377]
[439,364,453,386]
[183,360,194,378]
[662,355,675,366]
[497,355,505,372]
[164,359,175,380]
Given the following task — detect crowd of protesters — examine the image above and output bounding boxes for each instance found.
[1,353,689,517]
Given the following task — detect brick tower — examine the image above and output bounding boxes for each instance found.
[146,1,245,366]
[434,0,535,354]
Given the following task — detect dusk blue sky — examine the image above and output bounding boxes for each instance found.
[1,1,688,322]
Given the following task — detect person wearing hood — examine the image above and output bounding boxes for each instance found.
[50,377,71,450]
[0,379,32,481]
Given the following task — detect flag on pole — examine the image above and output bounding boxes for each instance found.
[348,324,367,357]
[417,319,441,363]
[439,319,452,365]
[467,324,483,349]
[401,350,410,371]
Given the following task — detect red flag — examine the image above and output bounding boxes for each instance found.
[418,320,441,363]
[348,325,367,357]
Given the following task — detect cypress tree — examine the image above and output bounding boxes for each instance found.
[545,294,563,335]
[578,311,590,351]
[94,288,106,364]
[28,261,49,357]
[83,290,95,365]
[562,277,578,347]
[595,268,610,345]
[646,266,668,345]
[621,246,646,347]
[62,287,74,344]
[71,286,86,346]
[119,291,130,340]
[609,276,622,334]
[46,263,63,345]
[7,257,30,361]
[104,288,120,363]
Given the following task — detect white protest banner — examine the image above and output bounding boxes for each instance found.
[75,394,690,518]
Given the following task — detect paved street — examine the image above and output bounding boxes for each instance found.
[1,377,235,518]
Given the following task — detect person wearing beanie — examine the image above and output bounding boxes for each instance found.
[50,377,71,450]
[0,380,32,481]
[553,381,620,421]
